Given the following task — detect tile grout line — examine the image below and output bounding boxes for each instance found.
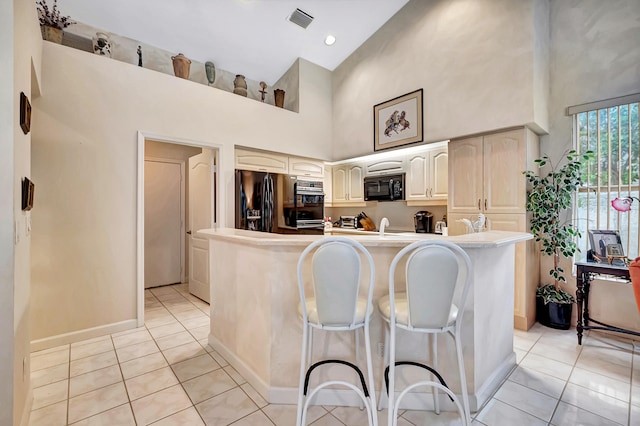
[110,332,137,426]
[145,285,208,424]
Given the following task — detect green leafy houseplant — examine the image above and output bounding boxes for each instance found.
[36,0,74,30]
[524,149,593,305]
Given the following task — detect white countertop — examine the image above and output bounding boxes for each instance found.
[197,227,532,248]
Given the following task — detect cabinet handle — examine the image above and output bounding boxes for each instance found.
[485,199,487,210]
[478,199,481,210]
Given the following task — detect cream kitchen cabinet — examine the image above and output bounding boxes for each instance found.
[448,128,540,331]
[448,129,536,214]
[235,148,289,174]
[365,157,406,176]
[331,163,365,205]
[288,156,325,179]
[406,145,448,204]
[323,165,333,207]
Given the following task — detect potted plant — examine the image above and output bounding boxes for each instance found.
[524,149,593,329]
[37,0,74,44]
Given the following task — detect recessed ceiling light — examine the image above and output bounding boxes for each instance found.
[324,35,336,46]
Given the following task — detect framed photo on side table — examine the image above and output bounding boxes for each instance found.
[374,89,423,152]
[588,229,623,259]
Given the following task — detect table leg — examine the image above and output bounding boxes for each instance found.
[583,275,591,328]
[576,268,585,345]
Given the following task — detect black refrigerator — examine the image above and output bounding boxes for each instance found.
[235,170,277,233]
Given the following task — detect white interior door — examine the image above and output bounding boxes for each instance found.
[144,160,184,288]
[189,150,213,302]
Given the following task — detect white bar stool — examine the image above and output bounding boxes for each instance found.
[378,240,472,426]
[295,236,378,426]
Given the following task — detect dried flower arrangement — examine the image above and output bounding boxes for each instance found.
[36,0,74,30]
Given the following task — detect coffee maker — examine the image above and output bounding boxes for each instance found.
[414,211,433,233]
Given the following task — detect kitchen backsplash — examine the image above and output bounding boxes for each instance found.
[327,203,447,231]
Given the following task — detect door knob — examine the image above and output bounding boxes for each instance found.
[187,231,192,235]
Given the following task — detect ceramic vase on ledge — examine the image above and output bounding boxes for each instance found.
[41,25,63,44]
[92,32,112,58]
[205,61,216,86]
[171,53,191,79]
[233,75,248,97]
[274,89,285,108]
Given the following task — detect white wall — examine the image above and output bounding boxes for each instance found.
[544,0,640,330]
[0,0,15,423]
[2,0,43,424]
[332,0,548,160]
[30,43,332,341]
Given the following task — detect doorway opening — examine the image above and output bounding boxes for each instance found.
[136,132,222,327]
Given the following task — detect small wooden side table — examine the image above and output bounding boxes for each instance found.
[575,260,640,344]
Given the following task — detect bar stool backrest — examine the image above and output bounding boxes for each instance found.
[312,242,361,325]
[406,245,459,329]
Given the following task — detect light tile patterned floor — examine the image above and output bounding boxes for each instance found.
[29,283,640,425]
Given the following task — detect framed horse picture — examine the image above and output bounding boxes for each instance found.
[373,89,423,152]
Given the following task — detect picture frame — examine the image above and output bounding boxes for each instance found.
[21,177,35,211]
[588,229,623,258]
[20,92,31,135]
[374,89,423,152]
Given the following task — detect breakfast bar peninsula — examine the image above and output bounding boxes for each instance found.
[197,228,532,412]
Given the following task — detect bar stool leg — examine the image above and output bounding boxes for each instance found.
[432,334,440,414]
[355,329,364,410]
[454,331,471,424]
[377,324,390,410]
[307,327,314,367]
[363,323,378,426]
[296,325,310,426]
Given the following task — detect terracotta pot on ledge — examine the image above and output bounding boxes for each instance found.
[41,25,63,44]
[274,89,285,108]
[171,53,191,79]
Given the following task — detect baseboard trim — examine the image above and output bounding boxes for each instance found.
[207,334,271,402]
[474,352,517,411]
[30,319,138,352]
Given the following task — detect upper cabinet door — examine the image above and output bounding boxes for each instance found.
[429,147,448,200]
[483,129,526,214]
[235,149,289,174]
[331,163,365,205]
[406,153,428,200]
[332,166,348,203]
[288,157,325,178]
[448,137,483,213]
[348,164,365,202]
[323,165,333,207]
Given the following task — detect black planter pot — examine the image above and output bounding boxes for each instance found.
[536,296,573,330]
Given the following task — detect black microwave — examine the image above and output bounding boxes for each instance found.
[364,173,405,201]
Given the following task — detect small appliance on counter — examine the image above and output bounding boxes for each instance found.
[414,210,433,233]
[338,216,357,228]
[434,215,447,234]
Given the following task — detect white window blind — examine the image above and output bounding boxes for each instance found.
[574,95,640,259]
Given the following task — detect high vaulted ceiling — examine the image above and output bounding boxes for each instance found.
[58,0,410,84]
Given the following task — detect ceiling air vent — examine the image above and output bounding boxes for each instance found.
[288,8,314,29]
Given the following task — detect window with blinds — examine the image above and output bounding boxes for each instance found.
[574,95,640,259]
